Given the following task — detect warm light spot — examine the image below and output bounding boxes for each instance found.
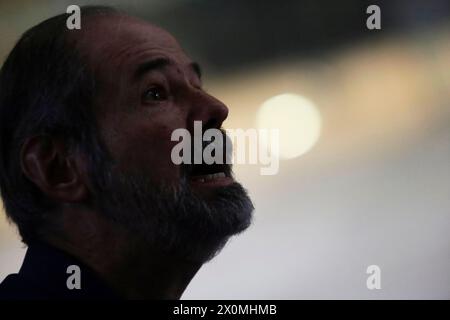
[257,93,321,159]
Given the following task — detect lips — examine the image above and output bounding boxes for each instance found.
[189,172,234,189]
[188,162,233,186]
[190,172,226,183]
[186,160,233,187]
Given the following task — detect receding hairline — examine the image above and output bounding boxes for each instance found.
[69,10,174,41]
[65,10,182,63]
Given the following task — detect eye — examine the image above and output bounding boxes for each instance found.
[142,86,167,102]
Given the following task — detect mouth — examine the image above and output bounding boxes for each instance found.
[187,162,234,188]
[189,171,234,188]
[183,128,234,188]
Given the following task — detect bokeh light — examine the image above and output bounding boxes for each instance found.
[257,93,322,159]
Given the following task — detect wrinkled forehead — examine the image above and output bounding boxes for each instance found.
[70,14,190,79]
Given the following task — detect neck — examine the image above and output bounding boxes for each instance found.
[108,244,202,299]
[44,208,202,299]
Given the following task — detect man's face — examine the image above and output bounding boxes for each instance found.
[75,15,253,261]
[79,15,229,190]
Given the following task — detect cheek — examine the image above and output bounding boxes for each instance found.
[102,110,185,183]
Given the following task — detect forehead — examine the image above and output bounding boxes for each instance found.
[73,14,191,78]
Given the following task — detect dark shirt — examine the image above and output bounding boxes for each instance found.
[0,242,120,300]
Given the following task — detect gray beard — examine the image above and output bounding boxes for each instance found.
[89,162,254,263]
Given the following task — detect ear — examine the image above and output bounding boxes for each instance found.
[20,135,88,203]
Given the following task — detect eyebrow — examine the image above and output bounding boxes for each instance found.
[133,57,202,81]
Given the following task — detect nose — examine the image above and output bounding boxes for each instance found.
[187,91,229,131]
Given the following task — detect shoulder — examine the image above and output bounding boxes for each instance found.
[0,273,48,300]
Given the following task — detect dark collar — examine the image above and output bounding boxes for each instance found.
[0,241,121,300]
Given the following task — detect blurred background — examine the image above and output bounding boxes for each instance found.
[0,0,449,299]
